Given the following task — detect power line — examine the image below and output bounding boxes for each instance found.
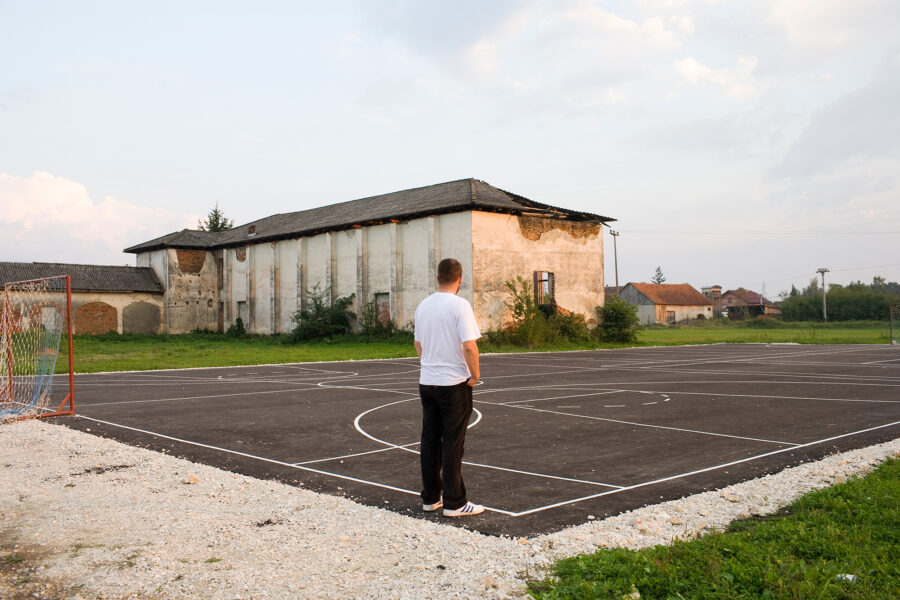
[622,230,900,236]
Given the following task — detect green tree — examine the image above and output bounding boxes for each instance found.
[651,266,666,284]
[198,202,234,232]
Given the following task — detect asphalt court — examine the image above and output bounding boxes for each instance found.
[56,343,900,536]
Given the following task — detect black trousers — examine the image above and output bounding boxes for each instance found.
[419,382,473,511]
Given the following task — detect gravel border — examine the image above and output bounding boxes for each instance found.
[1,420,897,599]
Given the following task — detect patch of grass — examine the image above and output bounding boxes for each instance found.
[205,557,222,563]
[528,457,900,600]
[55,322,890,374]
[3,555,23,564]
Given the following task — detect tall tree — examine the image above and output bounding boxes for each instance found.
[198,203,233,232]
[651,266,666,284]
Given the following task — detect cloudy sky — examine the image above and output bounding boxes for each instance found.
[2,1,899,297]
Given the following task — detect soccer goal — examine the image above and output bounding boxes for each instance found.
[0,275,75,422]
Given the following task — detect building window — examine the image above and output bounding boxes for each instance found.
[373,292,391,325]
[533,271,555,309]
[237,301,248,324]
[666,310,676,324]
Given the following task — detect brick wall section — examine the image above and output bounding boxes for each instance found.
[175,249,206,274]
[75,302,117,334]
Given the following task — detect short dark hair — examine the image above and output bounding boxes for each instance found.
[437,258,463,285]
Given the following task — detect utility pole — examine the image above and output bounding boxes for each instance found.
[610,230,620,289]
[817,268,829,322]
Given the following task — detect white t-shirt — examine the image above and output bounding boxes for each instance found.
[414,292,481,386]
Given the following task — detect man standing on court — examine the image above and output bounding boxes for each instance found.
[414,258,484,517]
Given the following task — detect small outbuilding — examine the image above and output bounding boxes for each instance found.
[721,288,781,319]
[619,283,713,325]
[0,262,165,334]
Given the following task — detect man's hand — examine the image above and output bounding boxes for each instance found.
[462,340,479,387]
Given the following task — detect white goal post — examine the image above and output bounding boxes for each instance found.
[0,275,75,422]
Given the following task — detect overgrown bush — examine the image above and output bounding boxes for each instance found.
[358,300,397,339]
[487,276,591,347]
[596,296,641,343]
[225,316,246,337]
[290,285,355,341]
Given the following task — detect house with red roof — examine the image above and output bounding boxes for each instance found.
[619,283,714,325]
[721,288,781,319]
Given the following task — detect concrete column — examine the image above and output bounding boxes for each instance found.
[426,217,437,291]
[325,232,336,302]
[390,223,403,326]
[246,245,253,331]
[355,228,368,332]
[270,242,277,334]
[223,249,230,326]
[297,237,306,312]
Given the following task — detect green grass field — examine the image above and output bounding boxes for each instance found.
[56,321,892,374]
[528,457,900,599]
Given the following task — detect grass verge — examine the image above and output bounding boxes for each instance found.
[56,321,891,374]
[527,457,899,600]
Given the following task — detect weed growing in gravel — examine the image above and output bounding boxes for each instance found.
[3,555,23,564]
[205,557,222,563]
[528,458,899,599]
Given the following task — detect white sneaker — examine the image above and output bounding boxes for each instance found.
[423,498,443,512]
[443,502,484,517]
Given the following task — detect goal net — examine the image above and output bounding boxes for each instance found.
[0,275,75,421]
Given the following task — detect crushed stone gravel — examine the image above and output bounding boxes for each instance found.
[1,420,897,599]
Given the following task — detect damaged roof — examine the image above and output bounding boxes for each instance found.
[124,178,615,253]
[627,283,713,306]
[0,262,164,294]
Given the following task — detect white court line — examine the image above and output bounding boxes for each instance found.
[500,390,623,405]
[77,386,324,407]
[475,381,900,404]
[493,345,895,372]
[482,400,797,446]
[74,415,516,517]
[510,420,900,516]
[861,356,900,365]
[292,442,419,465]
[352,398,623,490]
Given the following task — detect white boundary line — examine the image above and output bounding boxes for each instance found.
[74,414,516,517]
[509,420,900,516]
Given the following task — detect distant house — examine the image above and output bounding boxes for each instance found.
[0,262,164,334]
[701,285,723,317]
[619,283,713,325]
[721,288,781,319]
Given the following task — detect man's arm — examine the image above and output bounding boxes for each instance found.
[462,340,479,386]
[414,340,422,359]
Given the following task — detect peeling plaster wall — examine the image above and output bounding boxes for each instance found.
[210,210,598,336]
[276,239,300,333]
[333,230,357,303]
[248,243,275,334]
[365,224,392,301]
[164,248,218,333]
[136,249,168,294]
[470,212,603,330]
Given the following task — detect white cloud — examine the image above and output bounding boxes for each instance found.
[767,0,898,51]
[0,171,197,264]
[674,55,759,99]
